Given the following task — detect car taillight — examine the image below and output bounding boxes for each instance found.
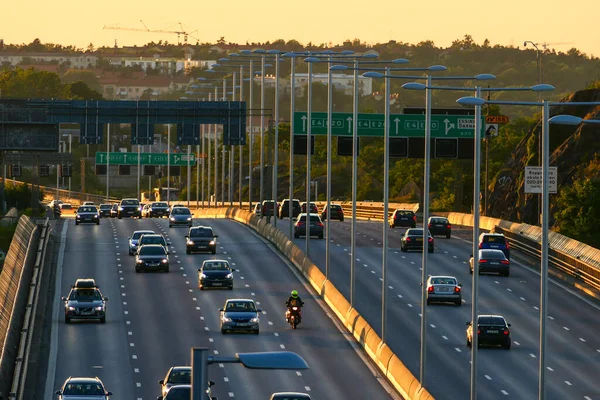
[506,242,510,249]
[501,260,509,265]
[428,237,433,242]
[427,286,434,292]
[447,224,451,228]
[297,222,305,226]
[478,243,483,249]
[477,329,481,335]
[413,215,417,221]
[406,237,411,242]
[428,223,432,228]
[479,259,488,263]
[503,329,510,335]
[454,286,461,293]
[317,222,324,227]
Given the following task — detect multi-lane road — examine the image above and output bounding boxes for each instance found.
[278,218,600,400]
[44,216,398,399]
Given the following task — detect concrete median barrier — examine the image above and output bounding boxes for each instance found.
[195,207,434,399]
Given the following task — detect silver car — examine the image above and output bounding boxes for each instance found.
[426,275,462,306]
[220,299,261,334]
[55,376,112,399]
[169,207,193,228]
[62,285,108,323]
[159,366,190,397]
[128,230,155,255]
[75,205,100,225]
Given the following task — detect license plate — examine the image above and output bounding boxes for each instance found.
[81,311,92,315]
[436,224,444,227]
[212,283,222,286]
[236,323,248,326]
[490,262,499,265]
[416,238,423,241]
[487,330,498,334]
[437,287,450,292]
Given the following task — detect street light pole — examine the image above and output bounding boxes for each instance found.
[382,67,390,343]
[106,123,110,201]
[272,51,280,228]
[539,99,550,400]
[239,65,244,208]
[249,60,254,210]
[207,93,212,207]
[287,53,297,239]
[326,55,333,280]
[214,86,219,209]
[222,78,227,207]
[260,52,266,207]
[167,123,171,204]
[350,58,358,307]
[305,57,316,256]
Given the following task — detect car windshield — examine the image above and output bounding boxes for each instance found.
[63,382,105,395]
[132,231,154,240]
[78,206,95,213]
[397,211,413,216]
[153,202,168,207]
[139,246,166,256]
[431,218,448,224]
[482,235,506,244]
[100,205,111,210]
[480,250,506,259]
[203,261,229,271]
[122,200,139,206]
[408,229,423,235]
[431,277,457,285]
[299,215,320,223]
[140,236,165,246]
[69,289,102,301]
[225,302,256,312]
[332,205,342,210]
[190,228,213,238]
[172,208,191,215]
[167,370,191,384]
[61,205,73,209]
[112,204,118,209]
[165,387,191,400]
[479,316,506,326]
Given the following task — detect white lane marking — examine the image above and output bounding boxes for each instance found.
[565,381,572,386]
[116,258,121,261]
[214,350,219,354]
[126,321,131,325]
[379,278,383,281]
[132,355,137,359]
[548,316,554,320]
[136,383,141,387]
[245,284,250,288]
[547,367,554,371]
[363,264,368,267]
[430,324,436,328]
[455,348,462,353]
[398,294,403,299]
[442,336,448,340]
[520,297,526,301]
[128,331,132,336]
[485,375,492,380]
[261,311,267,315]
[407,304,413,307]
[251,292,256,296]
[280,344,286,349]
[228,393,234,398]
[123,302,127,305]
[501,390,509,396]
[121,293,126,297]
[268,321,273,325]
[564,326,570,331]
[193,298,197,301]
[389,286,394,289]
[223,377,229,382]
[514,341,520,346]
[533,306,539,310]
[296,371,302,376]
[579,338,586,342]
[134,368,139,373]
[196,307,201,310]
[304,387,311,392]
[371,270,375,274]
[120,277,124,281]
[274,333,279,337]
[240,276,245,280]
[205,327,209,331]
[529,353,536,358]
[506,288,512,292]
[130,343,135,347]
[180,267,184,270]
[585,397,592,400]
[209,338,214,342]
[183,273,187,277]
[418,313,422,317]
[189,289,193,293]
[356,258,361,262]
[186,281,189,285]
[200,317,205,321]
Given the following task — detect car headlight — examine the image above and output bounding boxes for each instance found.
[186,217,192,221]
[200,273,207,279]
[93,215,98,218]
[118,207,123,210]
[226,273,233,279]
[170,217,175,221]
[222,317,232,322]
[250,317,259,323]
[68,306,75,311]
[161,258,168,264]
[209,240,215,245]
[187,240,194,245]
[136,259,144,264]
[138,207,142,211]
[95,306,103,311]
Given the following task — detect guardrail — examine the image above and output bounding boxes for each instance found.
[9,218,50,399]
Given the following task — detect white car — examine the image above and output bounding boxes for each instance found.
[55,377,112,399]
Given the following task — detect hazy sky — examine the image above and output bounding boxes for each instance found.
[3,0,599,57]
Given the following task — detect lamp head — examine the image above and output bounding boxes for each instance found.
[474,73,496,81]
[320,50,335,55]
[211,63,221,68]
[362,71,384,78]
[402,82,426,91]
[428,65,448,72]
[531,84,555,92]
[228,53,240,57]
[548,115,582,125]
[456,96,486,106]
[267,49,282,54]
[240,50,253,55]
[340,50,356,55]
[304,57,321,63]
[218,58,229,63]
[362,53,379,59]
[330,65,349,71]
[253,49,267,54]
[392,58,410,64]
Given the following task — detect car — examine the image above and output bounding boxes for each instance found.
[128,230,156,255]
[83,201,95,206]
[186,226,218,254]
[478,233,510,259]
[159,366,191,397]
[389,209,417,228]
[157,384,190,400]
[141,204,151,218]
[466,314,512,349]
[170,204,186,210]
[72,278,98,289]
[75,205,100,225]
[98,204,112,218]
[61,283,108,323]
[469,249,510,276]
[400,228,434,253]
[118,198,142,219]
[252,203,262,216]
[110,203,119,218]
[48,199,63,209]
[300,202,318,214]
[428,216,452,238]
[279,198,301,219]
[135,244,169,272]
[293,213,324,239]
[169,207,193,227]
[198,259,233,290]
[321,204,344,221]
[270,393,312,400]
[426,275,462,306]
[55,376,112,399]
[261,200,279,217]
[148,201,170,218]
[137,233,170,253]
[59,203,74,215]
[220,299,261,334]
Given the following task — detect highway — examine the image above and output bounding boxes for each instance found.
[45,216,397,400]
[276,217,600,400]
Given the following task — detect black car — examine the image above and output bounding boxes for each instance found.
[137,233,170,253]
[261,200,279,218]
[428,216,451,238]
[149,202,170,218]
[110,203,119,218]
[61,284,108,323]
[294,213,324,239]
[400,228,434,253]
[135,244,169,273]
[470,249,510,276]
[389,209,417,228]
[198,259,233,290]
[75,206,100,225]
[118,198,142,219]
[279,199,301,219]
[98,204,112,218]
[466,315,511,349]
[321,204,344,221]
[186,226,218,254]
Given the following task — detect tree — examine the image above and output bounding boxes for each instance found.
[62,70,101,92]
[554,177,600,247]
[68,81,103,100]
[87,43,95,52]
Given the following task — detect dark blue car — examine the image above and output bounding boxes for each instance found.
[478,233,510,259]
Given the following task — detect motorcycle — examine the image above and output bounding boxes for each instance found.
[285,306,302,329]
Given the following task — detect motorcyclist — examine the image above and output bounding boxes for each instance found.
[285,290,304,322]
[53,203,61,219]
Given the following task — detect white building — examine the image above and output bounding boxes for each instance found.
[292,73,372,96]
[0,52,98,68]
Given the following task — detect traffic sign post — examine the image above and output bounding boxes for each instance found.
[293,112,483,138]
[524,166,557,194]
[95,152,196,166]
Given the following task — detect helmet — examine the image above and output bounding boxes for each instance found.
[291,290,299,298]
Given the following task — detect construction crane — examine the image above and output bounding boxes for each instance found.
[103,20,199,45]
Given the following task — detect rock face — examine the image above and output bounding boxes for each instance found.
[487,89,600,225]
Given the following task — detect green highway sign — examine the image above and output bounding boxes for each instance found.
[293,112,483,138]
[95,152,196,166]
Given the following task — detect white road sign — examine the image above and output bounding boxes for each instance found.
[524,166,557,194]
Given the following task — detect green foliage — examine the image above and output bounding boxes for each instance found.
[3,184,42,210]
[554,178,600,247]
[0,68,102,100]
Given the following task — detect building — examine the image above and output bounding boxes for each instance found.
[0,52,98,68]
[292,73,372,96]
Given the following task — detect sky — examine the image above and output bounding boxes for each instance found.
[3,0,599,57]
